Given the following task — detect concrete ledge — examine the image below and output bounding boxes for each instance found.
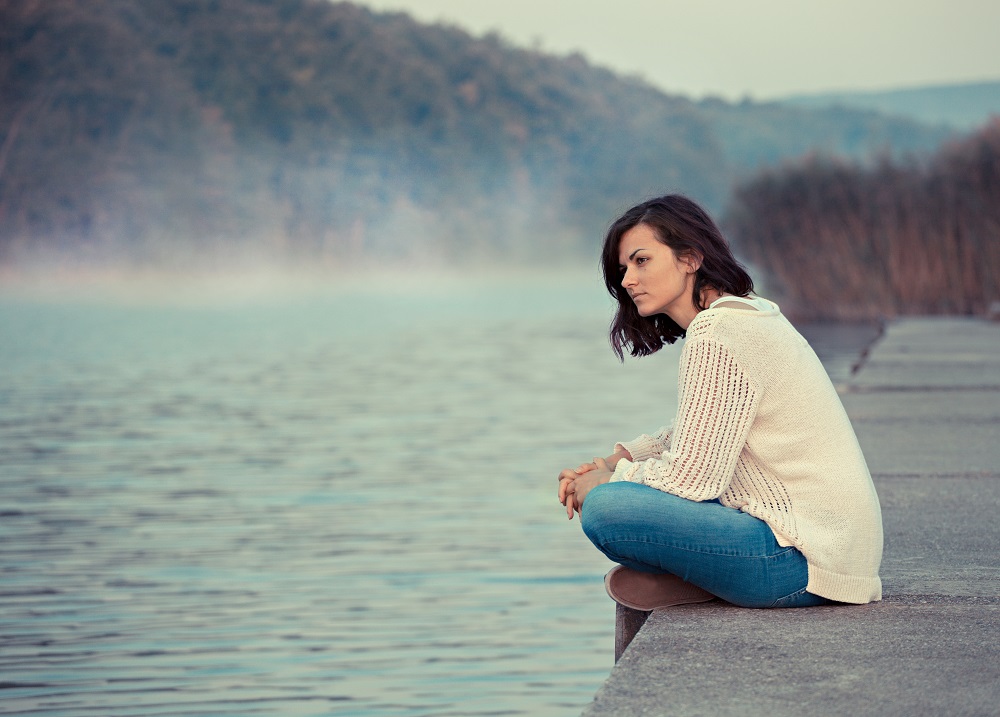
[587,601,1000,717]
[582,317,1000,716]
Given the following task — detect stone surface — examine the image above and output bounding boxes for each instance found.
[588,601,999,717]
[856,423,999,475]
[582,317,1000,717]
[840,390,1000,421]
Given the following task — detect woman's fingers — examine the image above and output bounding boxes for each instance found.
[558,476,575,504]
[567,486,580,520]
[559,461,597,484]
[561,479,576,514]
[558,459,601,518]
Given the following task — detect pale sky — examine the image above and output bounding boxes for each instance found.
[359,0,1000,100]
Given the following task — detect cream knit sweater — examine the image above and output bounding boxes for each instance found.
[610,298,883,604]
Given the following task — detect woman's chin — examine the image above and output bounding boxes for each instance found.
[637,305,670,320]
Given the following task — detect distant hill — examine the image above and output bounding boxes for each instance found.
[780,81,1000,131]
[0,0,955,268]
[695,97,951,171]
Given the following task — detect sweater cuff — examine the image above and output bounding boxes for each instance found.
[609,458,637,483]
[614,430,667,462]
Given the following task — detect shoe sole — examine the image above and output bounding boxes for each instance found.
[605,566,716,611]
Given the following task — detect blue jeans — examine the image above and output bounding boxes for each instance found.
[581,482,828,609]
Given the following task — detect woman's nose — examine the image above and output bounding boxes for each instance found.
[621,268,636,288]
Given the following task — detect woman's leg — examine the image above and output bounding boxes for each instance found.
[580,481,827,609]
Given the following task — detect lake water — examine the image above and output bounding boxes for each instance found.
[0,271,877,716]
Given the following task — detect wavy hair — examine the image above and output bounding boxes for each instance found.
[601,195,754,360]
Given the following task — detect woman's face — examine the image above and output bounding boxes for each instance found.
[618,223,699,323]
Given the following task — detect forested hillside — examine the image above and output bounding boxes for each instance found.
[0,0,952,268]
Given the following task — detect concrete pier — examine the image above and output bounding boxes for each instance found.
[583,317,1000,717]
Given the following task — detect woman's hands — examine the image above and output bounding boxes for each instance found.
[558,450,630,520]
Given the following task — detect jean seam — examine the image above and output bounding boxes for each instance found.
[768,586,809,608]
[599,536,797,561]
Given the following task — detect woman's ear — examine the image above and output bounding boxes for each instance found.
[681,251,703,274]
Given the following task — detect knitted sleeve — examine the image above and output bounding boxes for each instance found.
[610,338,761,501]
[613,425,672,461]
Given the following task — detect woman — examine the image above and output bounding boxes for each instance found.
[558,195,882,610]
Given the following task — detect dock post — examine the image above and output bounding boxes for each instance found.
[615,604,650,662]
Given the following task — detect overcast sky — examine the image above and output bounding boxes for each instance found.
[360,0,1000,100]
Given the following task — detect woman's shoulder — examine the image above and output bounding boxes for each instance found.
[687,298,803,355]
[689,296,778,335]
[708,295,775,312]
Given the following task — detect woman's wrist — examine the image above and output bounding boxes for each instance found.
[605,449,632,470]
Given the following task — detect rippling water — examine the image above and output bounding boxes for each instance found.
[0,273,876,716]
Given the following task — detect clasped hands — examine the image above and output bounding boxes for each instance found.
[557,456,615,520]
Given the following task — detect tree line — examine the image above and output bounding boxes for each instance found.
[727,119,1000,319]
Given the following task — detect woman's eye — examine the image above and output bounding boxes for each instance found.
[636,257,647,265]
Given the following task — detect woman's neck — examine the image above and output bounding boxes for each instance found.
[702,287,725,307]
[668,287,725,331]
[670,288,724,330]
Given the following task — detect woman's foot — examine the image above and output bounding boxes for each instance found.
[604,566,716,611]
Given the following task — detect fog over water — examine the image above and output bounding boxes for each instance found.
[0,269,876,715]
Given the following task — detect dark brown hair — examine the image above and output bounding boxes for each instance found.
[601,194,754,360]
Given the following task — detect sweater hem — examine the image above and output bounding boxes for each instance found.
[806,564,882,604]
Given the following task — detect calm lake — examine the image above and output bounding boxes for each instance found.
[0,271,877,716]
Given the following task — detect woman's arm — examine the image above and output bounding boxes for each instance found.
[556,422,669,491]
[612,338,761,501]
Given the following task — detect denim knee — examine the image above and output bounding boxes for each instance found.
[578,482,818,608]
[579,482,617,548]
